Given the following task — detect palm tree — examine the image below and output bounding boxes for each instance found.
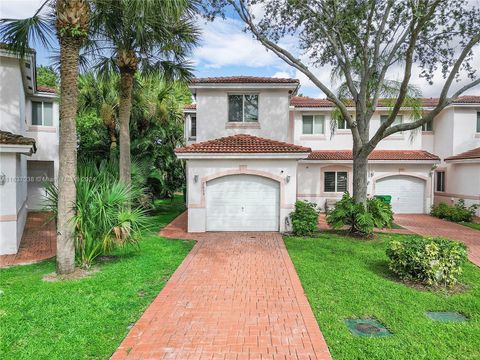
[91,0,199,185]
[1,0,90,275]
[78,71,120,152]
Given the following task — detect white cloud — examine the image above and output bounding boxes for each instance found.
[194,17,283,69]
[272,71,291,78]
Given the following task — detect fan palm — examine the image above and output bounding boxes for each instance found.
[1,0,90,275]
[90,0,199,185]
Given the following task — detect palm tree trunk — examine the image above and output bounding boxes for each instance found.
[119,70,133,185]
[56,35,82,275]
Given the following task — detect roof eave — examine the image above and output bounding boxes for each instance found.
[176,152,310,160]
[444,157,480,163]
[0,143,36,155]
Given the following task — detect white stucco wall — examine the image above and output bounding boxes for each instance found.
[0,56,24,134]
[297,161,434,212]
[195,89,291,142]
[185,158,299,232]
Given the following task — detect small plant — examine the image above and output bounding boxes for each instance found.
[326,192,393,237]
[290,200,319,236]
[386,237,467,288]
[431,199,478,223]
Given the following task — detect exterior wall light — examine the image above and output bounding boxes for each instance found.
[285,175,291,183]
[0,173,6,186]
[194,175,199,183]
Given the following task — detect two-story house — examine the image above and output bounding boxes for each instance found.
[178,76,480,233]
[0,47,59,255]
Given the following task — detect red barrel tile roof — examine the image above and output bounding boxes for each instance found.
[0,130,36,152]
[184,103,196,110]
[176,134,311,153]
[191,76,299,84]
[290,96,480,108]
[307,150,439,161]
[37,85,56,94]
[445,147,480,161]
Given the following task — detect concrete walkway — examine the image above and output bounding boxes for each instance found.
[111,212,331,360]
[0,212,55,268]
[394,214,480,266]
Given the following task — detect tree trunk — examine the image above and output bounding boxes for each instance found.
[119,71,134,185]
[56,35,82,275]
[352,151,369,204]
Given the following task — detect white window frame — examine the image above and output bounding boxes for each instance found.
[302,115,325,134]
[476,112,480,133]
[422,120,433,132]
[435,171,445,192]
[324,171,348,193]
[189,115,196,138]
[31,101,53,126]
[227,93,259,123]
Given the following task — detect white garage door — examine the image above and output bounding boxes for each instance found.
[375,175,425,214]
[206,174,280,231]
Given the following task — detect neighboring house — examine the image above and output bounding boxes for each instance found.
[177,76,480,232]
[0,47,59,255]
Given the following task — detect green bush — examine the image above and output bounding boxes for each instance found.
[290,200,319,236]
[431,199,478,223]
[45,160,148,268]
[326,192,393,237]
[386,237,467,288]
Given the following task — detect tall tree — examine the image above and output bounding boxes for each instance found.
[1,0,91,274]
[91,0,199,185]
[207,0,480,204]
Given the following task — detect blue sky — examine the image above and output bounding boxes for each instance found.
[2,0,479,98]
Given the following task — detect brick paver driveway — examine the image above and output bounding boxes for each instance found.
[112,215,330,360]
[394,214,480,266]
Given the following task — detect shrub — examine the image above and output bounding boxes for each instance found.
[386,237,467,288]
[431,199,478,223]
[290,200,319,236]
[326,192,393,237]
[45,160,148,268]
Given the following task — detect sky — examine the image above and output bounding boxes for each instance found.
[1,0,479,98]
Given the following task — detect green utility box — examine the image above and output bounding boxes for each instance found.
[374,195,392,204]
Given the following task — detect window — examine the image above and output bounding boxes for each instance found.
[436,171,445,192]
[228,94,258,122]
[32,101,53,126]
[422,120,433,131]
[302,115,325,134]
[190,116,196,138]
[324,171,348,192]
[337,118,350,130]
[477,112,480,133]
[380,115,402,127]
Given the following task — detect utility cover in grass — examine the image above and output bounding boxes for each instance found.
[426,311,468,322]
[345,319,392,337]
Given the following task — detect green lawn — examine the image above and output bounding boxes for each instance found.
[285,232,480,360]
[460,221,480,231]
[0,196,193,360]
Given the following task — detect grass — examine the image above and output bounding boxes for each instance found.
[284,232,480,360]
[0,196,192,360]
[460,221,480,231]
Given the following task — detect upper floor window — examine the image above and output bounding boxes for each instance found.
[436,171,445,192]
[324,171,348,192]
[190,116,196,138]
[477,112,480,133]
[228,94,258,122]
[380,115,402,127]
[32,101,53,126]
[422,120,433,131]
[303,115,325,134]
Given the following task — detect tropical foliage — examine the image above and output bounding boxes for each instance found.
[290,201,319,236]
[46,160,148,268]
[37,65,59,87]
[431,199,478,223]
[326,192,393,236]
[386,237,467,288]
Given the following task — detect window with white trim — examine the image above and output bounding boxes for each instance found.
[380,115,402,127]
[32,101,53,126]
[302,115,325,134]
[228,94,258,122]
[190,116,196,138]
[436,171,445,192]
[324,171,348,192]
[477,112,480,133]
[422,120,433,131]
[337,117,350,130]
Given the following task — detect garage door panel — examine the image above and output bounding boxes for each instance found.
[206,174,280,231]
[375,175,425,214]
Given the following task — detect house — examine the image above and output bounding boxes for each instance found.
[0,47,59,255]
[178,76,480,232]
